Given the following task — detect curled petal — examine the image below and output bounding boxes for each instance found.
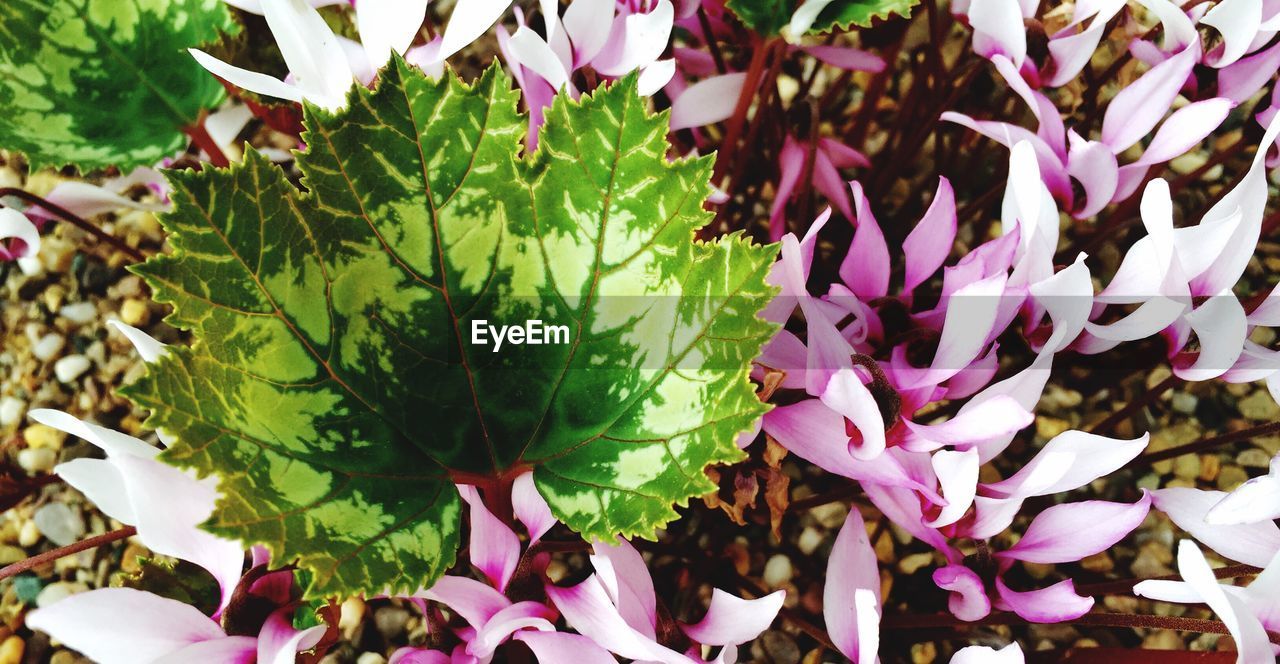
[108,320,168,363]
[1101,45,1198,153]
[0,207,41,274]
[1135,98,1234,166]
[899,395,1032,453]
[902,177,958,295]
[983,430,1149,499]
[513,631,618,664]
[1199,0,1262,68]
[1172,293,1247,381]
[546,576,692,663]
[513,472,555,543]
[670,73,747,130]
[258,607,326,664]
[680,588,785,647]
[1171,540,1273,660]
[970,0,1027,67]
[926,449,980,528]
[838,182,890,299]
[1205,459,1280,525]
[439,0,516,61]
[933,565,991,621]
[950,643,1024,663]
[356,0,429,69]
[590,538,657,637]
[994,577,1094,623]
[820,369,886,460]
[416,575,510,628]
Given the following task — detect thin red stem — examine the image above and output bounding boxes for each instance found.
[0,188,146,262]
[185,117,231,169]
[0,526,136,582]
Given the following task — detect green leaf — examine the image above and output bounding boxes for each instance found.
[0,0,237,171]
[809,0,919,31]
[726,0,917,34]
[123,60,777,598]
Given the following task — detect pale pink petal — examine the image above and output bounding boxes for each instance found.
[1172,294,1247,381]
[26,588,227,664]
[824,509,882,662]
[416,575,511,628]
[356,0,428,68]
[1151,487,1280,566]
[638,59,676,95]
[819,369,886,460]
[1248,284,1280,326]
[1171,540,1274,661]
[926,449,980,528]
[110,454,246,615]
[766,138,811,242]
[189,49,305,104]
[592,0,673,75]
[107,320,168,364]
[1066,135,1118,218]
[812,150,854,221]
[994,577,1094,623]
[154,636,256,664]
[902,177,957,294]
[982,430,1150,499]
[468,601,556,658]
[932,565,991,621]
[1101,45,1198,153]
[508,27,571,90]
[1029,253,1093,353]
[950,642,1024,663]
[33,181,164,223]
[514,631,619,663]
[0,205,41,273]
[789,0,839,34]
[439,0,516,61]
[513,472,555,543]
[998,493,1151,564]
[864,479,962,561]
[801,45,886,72]
[259,0,353,107]
[389,647,451,664]
[900,395,1032,452]
[762,400,930,492]
[670,73,747,130]
[680,589,785,646]
[258,607,326,664]
[970,0,1027,66]
[1135,98,1234,166]
[590,538,657,637]
[1205,460,1280,525]
[1218,40,1280,102]
[1199,0,1263,68]
[899,272,1007,389]
[53,458,135,524]
[838,181,891,299]
[563,0,614,65]
[545,577,693,664]
[458,485,521,592]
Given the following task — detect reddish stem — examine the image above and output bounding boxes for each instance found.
[184,117,231,169]
[0,188,146,262]
[0,526,136,582]
[1128,420,1280,470]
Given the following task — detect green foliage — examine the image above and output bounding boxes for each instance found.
[124,60,777,598]
[726,0,917,34]
[0,0,237,171]
[113,557,221,616]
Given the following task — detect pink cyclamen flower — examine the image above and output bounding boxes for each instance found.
[0,207,41,275]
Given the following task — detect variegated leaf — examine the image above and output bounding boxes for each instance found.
[123,60,777,597]
[0,0,236,171]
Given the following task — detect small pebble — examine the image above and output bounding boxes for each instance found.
[808,502,848,529]
[53,354,91,383]
[796,527,824,555]
[1238,391,1280,421]
[1217,465,1249,491]
[17,447,57,474]
[911,642,938,663]
[120,299,150,327]
[1035,416,1070,440]
[32,333,65,362]
[24,423,66,450]
[1238,449,1273,468]
[373,606,410,639]
[1172,455,1201,481]
[0,636,23,664]
[1171,392,1198,415]
[0,397,25,427]
[355,655,386,664]
[18,519,40,547]
[763,554,793,588]
[59,301,97,325]
[35,581,88,608]
[759,630,800,664]
[0,545,26,564]
[339,596,366,634]
[34,503,85,547]
[898,552,934,575]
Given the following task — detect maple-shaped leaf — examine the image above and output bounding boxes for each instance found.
[0,0,236,171]
[123,60,777,598]
[727,0,916,34]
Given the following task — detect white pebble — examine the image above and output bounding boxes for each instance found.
[53,355,91,383]
[35,581,87,608]
[0,397,25,427]
[59,301,97,324]
[33,503,84,547]
[763,554,793,588]
[16,447,56,474]
[17,519,40,547]
[797,526,825,555]
[355,654,387,664]
[31,334,64,362]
